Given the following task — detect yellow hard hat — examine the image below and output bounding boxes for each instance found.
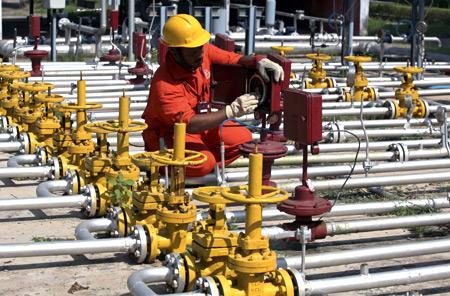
[162,14,211,48]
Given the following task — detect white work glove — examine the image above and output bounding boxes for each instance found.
[225,94,259,119]
[256,58,284,83]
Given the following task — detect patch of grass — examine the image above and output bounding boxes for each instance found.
[375,203,439,217]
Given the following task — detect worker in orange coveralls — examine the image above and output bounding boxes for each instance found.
[142,14,284,177]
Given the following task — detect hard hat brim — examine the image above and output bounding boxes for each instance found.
[163,29,211,48]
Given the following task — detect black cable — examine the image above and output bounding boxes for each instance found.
[316,129,361,223]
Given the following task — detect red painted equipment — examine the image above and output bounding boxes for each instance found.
[210,53,291,186]
[25,15,48,77]
[100,10,121,64]
[158,38,168,66]
[277,89,332,231]
[214,33,236,52]
[128,32,152,84]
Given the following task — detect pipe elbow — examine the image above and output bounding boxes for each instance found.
[127,267,171,296]
[36,179,69,197]
[75,218,114,240]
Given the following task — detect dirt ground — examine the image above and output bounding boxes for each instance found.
[1,151,450,295]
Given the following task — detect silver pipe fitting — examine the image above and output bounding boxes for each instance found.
[0,194,87,211]
[36,179,69,197]
[75,218,115,240]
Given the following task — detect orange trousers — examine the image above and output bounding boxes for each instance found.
[142,122,252,177]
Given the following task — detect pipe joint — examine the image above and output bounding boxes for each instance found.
[388,143,409,162]
[81,184,98,217]
[129,225,148,264]
[164,253,186,292]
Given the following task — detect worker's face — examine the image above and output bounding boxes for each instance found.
[172,46,204,71]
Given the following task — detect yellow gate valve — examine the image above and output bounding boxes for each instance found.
[123,152,165,230]
[11,82,56,131]
[96,94,147,182]
[52,76,102,171]
[24,92,64,153]
[0,71,30,115]
[68,94,147,215]
[179,186,239,291]
[201,152,293,296]
[0,65,22,96]
[391,66,429,119]
[271,43,295,78]
[138,122,208,261]
[343,55,377,102]
[304,52,335,89]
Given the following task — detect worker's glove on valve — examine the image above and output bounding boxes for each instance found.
[225,94,259,119]
[257,58,284,83]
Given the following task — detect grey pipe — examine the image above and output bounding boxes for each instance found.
[0,237,137,258]
[278,170,450,192]
[228,148,448,168]
[127,267,206,296]
[36,179,69,197]
[0,166,53,179]
[128,0,135,61]
[222,196,450,224]
[0,194,87,211]
[0,133,15,142]
[75,218,115,240]
[7,154,39,167]
[301,263,450,295]
[327,212,450,236]
[223,159,450,182]
[278,237,450,270]
[0,141,22,152]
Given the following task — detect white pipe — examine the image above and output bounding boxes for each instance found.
[0,237,137,258]
[0,194,87,211]
[326,212,450,236]
[0,166,53,179]
[278,170,450,192]
[302,263,450,295]
[7,154,39,167]
[278,237,450,270]
[222,159,450,182]
[36,180,69,197]
[0,141,22,152]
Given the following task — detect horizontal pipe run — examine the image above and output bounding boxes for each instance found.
[303,263,450,295]
[278,237,450,270]
[0,194,87,211]
[278,170,450,192]
[0,237,137,258]
[0,166,52,179]
[7,154,39,167]
[326,212,450,236]
[223,159,450,182]
[224,196,450,224]
[0,141,22,152]
[228,148,449,168]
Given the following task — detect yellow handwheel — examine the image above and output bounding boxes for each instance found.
[271,45,294,56]
[394,66,424,75]
[0,71,30,80]
[306,52,331,62]
[98,119,147,133]
[84,122,113,135]
[34,93,64,104]
[0,64,20,72]
[192,186,233,205]
[344,55,372,63]
[221,184,288,204]
[53,102,102,112]
[131,152,158,168]
[149,149,208,166]
[19,82,55,93]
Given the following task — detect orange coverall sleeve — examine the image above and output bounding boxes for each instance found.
[206,43,242,65]
[153,79,196,126]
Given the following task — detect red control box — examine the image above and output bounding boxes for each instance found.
[214,33,236,52]
[133,32,147,58]
[108,10,119,31]
[29,15,41,39]
[283,89,322,145]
